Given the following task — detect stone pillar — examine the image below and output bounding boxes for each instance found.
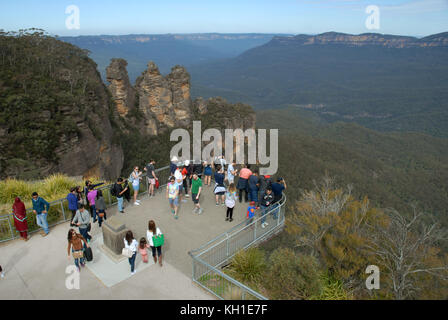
[101,215,127,262]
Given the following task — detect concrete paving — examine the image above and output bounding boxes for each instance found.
[0,183,250,299]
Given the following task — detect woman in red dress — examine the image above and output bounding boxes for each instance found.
[12,197,28,241]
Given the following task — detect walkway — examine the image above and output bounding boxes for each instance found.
[0,183,249,299]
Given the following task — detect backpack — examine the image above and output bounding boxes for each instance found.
[110,183,118,197]
[129,172,134,183]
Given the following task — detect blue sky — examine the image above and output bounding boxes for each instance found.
[1,0,447,37]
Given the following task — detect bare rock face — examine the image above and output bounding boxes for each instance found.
[107,60,195,136]
[106,58,136,117]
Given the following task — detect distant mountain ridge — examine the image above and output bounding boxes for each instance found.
[60,33,288,83]
[268,31,448,48]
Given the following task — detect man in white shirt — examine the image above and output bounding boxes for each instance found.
[174,164,184,202]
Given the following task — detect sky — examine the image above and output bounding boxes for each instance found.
[1,0,447,37]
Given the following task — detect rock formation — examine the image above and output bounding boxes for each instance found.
[107,60,256,138]
[106,58,135,117]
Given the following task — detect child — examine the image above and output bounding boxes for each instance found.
[138,237,150,263]
[203,161,212,186]
[246,201,256,226]
[225,183,237,222]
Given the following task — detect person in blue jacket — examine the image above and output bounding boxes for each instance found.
[31,192,50,236]
[67,187,78,227]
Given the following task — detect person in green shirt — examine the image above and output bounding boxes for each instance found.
[190,173,203,214]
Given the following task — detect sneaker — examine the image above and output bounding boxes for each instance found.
[41,232,49,237]
[131,271,136,275]
[261,223,266,229]
[136,199,141,203]
[120,211,125,213]
[185,194,190,198]
[265,222,269,226]
[1,273,4,278]
[225,217,229,221]
[192,208,198,214]
[198,208,203,215]
[171,209,175,214]
[175,215,179,220]
[229,218,233,222]
[134,202,140,206]
[221,203,225,206]
[216,202,219,206]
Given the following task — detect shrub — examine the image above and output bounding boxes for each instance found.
[226,248,266,286]
[263,248,323,300]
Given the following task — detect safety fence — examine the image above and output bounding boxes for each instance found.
[0,166,171,243]
[189,194,287,300]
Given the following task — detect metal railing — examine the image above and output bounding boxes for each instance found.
[189,193,287,300]
[0,166,171,243]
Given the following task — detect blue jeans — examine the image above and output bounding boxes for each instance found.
[249,189,259,203]
[79,227,91,241]
[117,197,124,212]
[91,205,97,221]
[72,247,85,269]
[260,205,269,224]
[36,213,49,234]
[271,203,279,220]
[129,252,137,272]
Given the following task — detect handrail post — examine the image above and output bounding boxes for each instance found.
[254,216,257,241]
[226,232,229,257]
[60,201,66,220]
[7,214,14,240]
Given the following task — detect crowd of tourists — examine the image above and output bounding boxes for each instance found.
[2,156,285,278]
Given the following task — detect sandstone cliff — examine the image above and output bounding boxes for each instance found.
[107,60,256,136]
[270,32,448,48]
[0,31,123,180]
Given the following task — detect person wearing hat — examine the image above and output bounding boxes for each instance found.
[166,176,179,219]
[170,156,178,176]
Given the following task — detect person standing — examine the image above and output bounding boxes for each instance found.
[248,169,260,206]
[181,163,190,198]
[271,178,287,220]
[67,228,89,272]
[191,173,203,214]
[67,188,78,227]
[144,160,158,198]
[227,161,237,185]
[174,164,184,202]
[166,176,179,219]
[87,186,98,223]
[124,230,138,275]
[260,187,274,228]
[246,201,256,226]
[95,190,107,227]
[170,156,178,176]
[203,161,212,186]
[84,180,104,217]
[113,178,128,214]
[225,183,237,222]
[72,204,91,242]
[12,197,28,241]
[138,238,150,263]
[214,166,226,206]
[237,165,252,203]
[31,192,50,237]
[147,220,163,266]
[131,166,142,206]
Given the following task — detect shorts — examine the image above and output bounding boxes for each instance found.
[192,193,200,204]
[132,183,139,192]
[169,197,179,206]
[151,246,162,257]
[148,178,156,185]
